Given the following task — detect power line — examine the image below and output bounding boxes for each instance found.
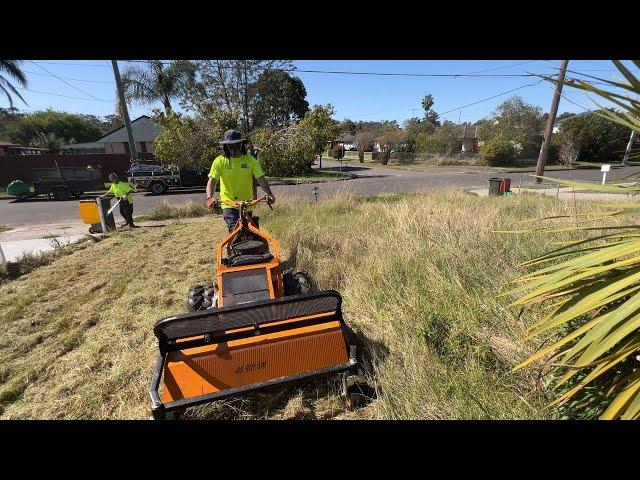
[30,61,109,101]
[30,61,112,68]
[437,79,545,116]
[15,87,111,102]
[22,70,114,84]
[463,60,542,75]
[124,59,537,78]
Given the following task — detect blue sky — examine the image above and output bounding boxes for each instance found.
[9,60,632,125]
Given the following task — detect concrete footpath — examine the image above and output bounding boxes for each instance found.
[0,219,170,263]
[0,221,90,262]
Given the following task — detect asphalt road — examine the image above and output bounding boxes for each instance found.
[2,161,640,227]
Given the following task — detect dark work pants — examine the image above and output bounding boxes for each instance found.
[222,208,258,232]
[119,198,135,226]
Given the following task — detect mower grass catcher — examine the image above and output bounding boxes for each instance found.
[149,196,372,419]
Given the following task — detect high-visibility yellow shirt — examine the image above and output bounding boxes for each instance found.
[108,181,134,204]
[208,155,264,206]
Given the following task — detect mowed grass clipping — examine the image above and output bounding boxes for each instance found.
[0,189,612,419]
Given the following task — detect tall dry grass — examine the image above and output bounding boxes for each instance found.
[0,189,613,419]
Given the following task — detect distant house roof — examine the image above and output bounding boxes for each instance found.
[62,142,106,150]
[0,141,18,147]
[337,134,356,143]
[96,115,160,143]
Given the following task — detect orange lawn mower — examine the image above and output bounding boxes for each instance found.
[149,195,373,419]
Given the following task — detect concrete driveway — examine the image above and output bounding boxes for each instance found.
[2,161,639,227]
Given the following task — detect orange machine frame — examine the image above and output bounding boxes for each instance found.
[150,291,358,419]
[215,200,284,307]
[149,197,364,420]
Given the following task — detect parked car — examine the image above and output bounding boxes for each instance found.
[126,162,209,195]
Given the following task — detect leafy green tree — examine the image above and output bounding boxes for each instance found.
[250,70,309,128]
[356,131,375,162]
[341,118,357,135]
[414,122,462,156]
[479,137,516,166]
[32,131,68,153]
[184,60,294,134]
[376,130,406,164]
[1,109,102,146]
[403,117,434,152]
[556,110,629,162]
[295,104,341,165]
[153,108,237,170]
[478,96,545,159]
[121,60,196,114]
[0,60,27,108]
[251,124,316,176]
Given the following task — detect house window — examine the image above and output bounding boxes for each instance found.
[123,142,130,153]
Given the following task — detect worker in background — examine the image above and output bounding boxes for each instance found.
[206,129,276,232]
[101,173,137,229]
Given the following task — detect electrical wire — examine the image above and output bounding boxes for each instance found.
[436,79,545,116]
[15,87,111,102]
[29,61,109,101]
[21,70,114,84]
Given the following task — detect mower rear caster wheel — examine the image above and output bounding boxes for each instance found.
[342,370,374,411]
[345,391,367,411]
[283,272,314,296]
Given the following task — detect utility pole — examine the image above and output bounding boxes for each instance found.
[111,60,138,162]
[535,60,569,183]
[622,130,637,166]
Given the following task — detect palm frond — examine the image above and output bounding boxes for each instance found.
[508,64,640,417]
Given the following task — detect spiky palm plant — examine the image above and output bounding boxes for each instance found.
[509,60,640,419]
[0,60,27,108]
[121,60,195,114]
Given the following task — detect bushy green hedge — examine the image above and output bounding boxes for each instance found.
[252,126,316,177]
[480,138,516,166]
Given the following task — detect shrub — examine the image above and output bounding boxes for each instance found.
[330,144,344,159]
[480,138,516,166]
[252,125,316,177]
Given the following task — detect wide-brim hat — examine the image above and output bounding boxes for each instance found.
[219,129,246,145]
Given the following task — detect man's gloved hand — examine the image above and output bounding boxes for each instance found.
[266,194,276,205]
[206,197,220,210]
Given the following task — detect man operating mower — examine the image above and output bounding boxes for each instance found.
[206,129,276,231]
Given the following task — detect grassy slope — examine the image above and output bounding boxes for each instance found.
[0,190,615,419]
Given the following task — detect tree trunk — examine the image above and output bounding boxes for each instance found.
[163,95,172,115]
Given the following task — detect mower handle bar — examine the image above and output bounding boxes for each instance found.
[220,195,273,210]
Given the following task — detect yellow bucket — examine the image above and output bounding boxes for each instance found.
[78,200,100,225]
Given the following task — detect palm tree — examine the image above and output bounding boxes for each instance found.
[0,60,27,108]
[121,60,195,114]
[509,61,640,419]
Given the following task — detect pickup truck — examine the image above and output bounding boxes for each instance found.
[126,163,208,195]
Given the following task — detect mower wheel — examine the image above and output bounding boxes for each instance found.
[283,272,314,296]
[187,284,215,312]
